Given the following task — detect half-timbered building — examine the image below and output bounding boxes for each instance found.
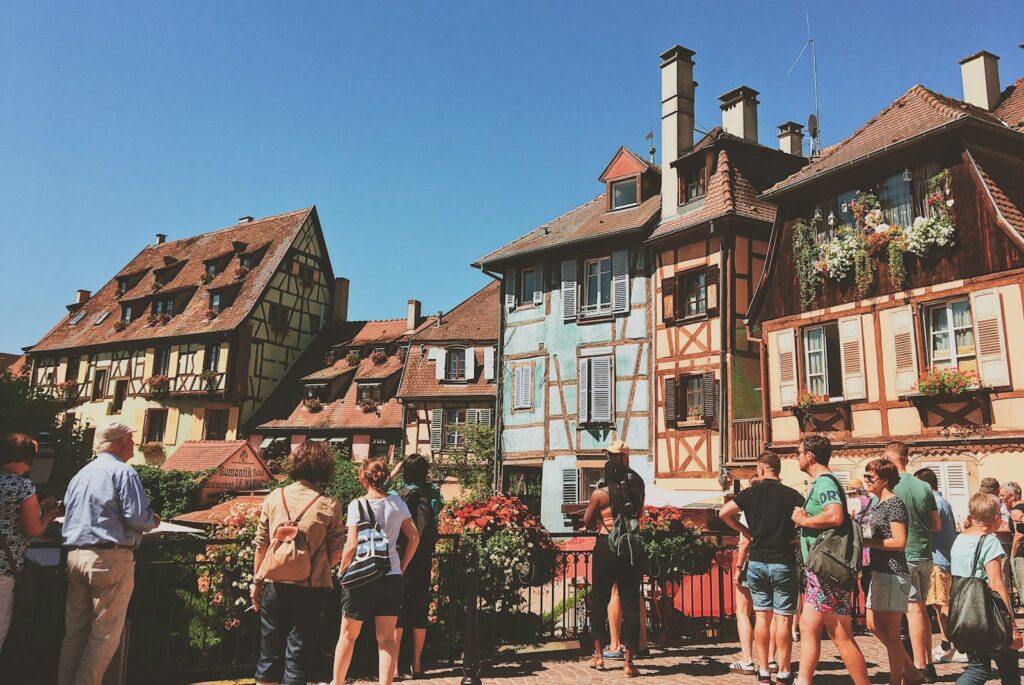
[749,51,1024,521]
[398,281,499,461]
[25,208,339,464]
[475,147,659,532]
[649,45,807,497]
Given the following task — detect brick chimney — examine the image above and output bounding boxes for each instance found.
[777,121,805,156]
[76,289,91,305]
[719,86,760,142]
[407,299,422,333]
[332,277,349,322]
[659,45,696,221]
[959,51,1000,111]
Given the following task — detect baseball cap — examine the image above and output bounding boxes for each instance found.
[605,440,630,458]
[95,420,134,447]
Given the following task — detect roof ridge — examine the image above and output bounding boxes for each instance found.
[148,207,313,250]
[915,84,968,120]
[475,194,604,265]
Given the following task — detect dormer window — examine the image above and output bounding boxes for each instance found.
[610,178,638,210]
[683,166,706,203]
[206,262,218,276]
[121,304,133,325]
[210,292,222,314]
[154,297,175,317]
[446,348,467,381]
[358,382,382,403]
[118,280,131,295]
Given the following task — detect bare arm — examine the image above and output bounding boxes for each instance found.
[793,502,844,530]
[929,510,941,533]
[398,517,420,574]
[718,500,751,539]
[866,520,907,551]
[20,495,59,538]
[581,489,609,531]
[338,524,360,575]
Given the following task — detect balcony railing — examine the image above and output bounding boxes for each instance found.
[731,418,764,461]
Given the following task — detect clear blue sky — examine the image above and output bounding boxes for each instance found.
[2,1,1021,353]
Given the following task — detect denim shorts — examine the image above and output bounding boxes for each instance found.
[906,559,933,603]
[745,561,799,615]
[866,571,910,613]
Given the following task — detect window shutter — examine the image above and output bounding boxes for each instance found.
[612,249,630,314]
[577,357,590,424]
[673,274,685,321]
[561,468,579,505]
[513,366,523,409]
[662,276,676,325]
[435,349,447,381]
[142,409,152,444]
[467,408,479,424]
[514,365,532,410]
[478,408,493,427]
[504,269,517,312]
[664,376,677,426]
[483,346,495,380]
[533,262,544,305]
[702,371,718,429]
[838,315,867,400]
[969,289,1009,388]
[705,266,720,317]
[165,407,179,443]
[430,409,444,450]
[591,357,613,423]
[561,260,577,322]
[889,306,919,395]
[774,328,798,407]
[465,347,476,381]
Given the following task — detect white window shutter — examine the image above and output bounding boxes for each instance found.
[838,315,867,400]
[483,346,495,380]
[561,260,577,322]
[504,268,517,312]
[514,365,532,410]
[430,409,444,450]
[478,408,493,426]
[561,468,579,505]
[533,262,544,305]
[467,408,479,424]
[890,306,919,395]
[465,347,476,381]
[435,348,446,381]
[591,356,613,423]
[774,328,798,407]
[611,249,630,314]
[512,366,523,408]
[577,357,590,424]
[969,289,1009,388]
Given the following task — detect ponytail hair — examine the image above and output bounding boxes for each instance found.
[360,458,390,492]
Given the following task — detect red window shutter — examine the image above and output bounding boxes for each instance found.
[705,266,719,318]
[662,276,676,325]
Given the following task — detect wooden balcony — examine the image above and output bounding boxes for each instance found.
[731,418,764,462]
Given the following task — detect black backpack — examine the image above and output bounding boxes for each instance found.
[398,485,438,552]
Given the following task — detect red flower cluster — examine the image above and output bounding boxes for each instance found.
[439,495,554,550]
[917,367,979,396]
[639,505,692,533]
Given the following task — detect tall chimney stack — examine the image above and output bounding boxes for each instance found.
[407,299,422,333]
[155,233,166,245]
[332,277,350,323]
[959,51,1000,111]
[777,121,805,156]
[719,86,760,142]
[659,45,696,221]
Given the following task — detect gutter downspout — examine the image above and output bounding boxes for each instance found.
[716,221,730,489]
[486,269,505,494]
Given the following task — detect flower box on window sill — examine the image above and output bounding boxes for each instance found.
[579,309,614,323]
[140,442,164,454]
[905,389,991,428]
[675,419,707,430]
[790,400,851,433]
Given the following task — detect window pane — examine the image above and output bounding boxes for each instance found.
[521,269,536,301]
[685,273,706,316]
[951,300,973,329]
[599,258,611,307]
[586,262,599,307]
[931,332,951,361]
[611,179,637,208]
[880,173,913,227]
[930,306,950,333]
[685,377,703,417]
[836,189,859,227]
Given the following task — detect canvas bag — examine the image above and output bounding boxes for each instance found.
[948,534,1013,656]
[804,473,862,590]
[340,498,392,588]
[255,489,322,584]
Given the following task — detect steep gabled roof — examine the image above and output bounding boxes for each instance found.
[765,85,1016,196]
[27,208,318,353]
[161,440,254,472]
[408,281,499,343]
[994,77,1024,131]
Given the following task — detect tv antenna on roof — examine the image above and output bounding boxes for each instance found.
[787,12,822,157]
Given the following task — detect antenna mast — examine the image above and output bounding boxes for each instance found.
[787,12,822,156]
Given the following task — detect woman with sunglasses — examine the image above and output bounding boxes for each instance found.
[862,458,926,685]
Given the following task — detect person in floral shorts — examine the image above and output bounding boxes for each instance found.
[790,435,870,685]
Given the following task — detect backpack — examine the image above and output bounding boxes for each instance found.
[804,473,862,590]
[398,484,439,550]
[340,498,392,588]
[606,474,646,567]
[255,489,322,584]
[948,534,1013,655]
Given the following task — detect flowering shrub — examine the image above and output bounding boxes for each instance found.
[905,214,955,257]
[436,495,555,606]
[145,375,170,396]
[303,397,323,412]
[820,227,861,281]
[345,352,360,366]
[357,397,378,413]
[370,350,388,364]
[639,506,718,578]
[917,367,979,396]
[796,387,827,409]
[148,313,171,326]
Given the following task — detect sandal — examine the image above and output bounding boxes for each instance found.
[588,655,605,670]
[624,663,640,678]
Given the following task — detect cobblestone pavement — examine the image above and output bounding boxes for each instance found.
[195,636,1024,684]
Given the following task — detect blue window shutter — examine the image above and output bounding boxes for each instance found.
[612,249,630,314]
[561,260,577,322]
[578,357,590,424]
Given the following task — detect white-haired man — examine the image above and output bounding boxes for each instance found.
[58,421,159,685]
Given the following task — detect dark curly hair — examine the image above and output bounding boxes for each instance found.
[402,455,429,487]
[866,458,900,490]
[360,458,390,492]
[0,433,39,466]
[287,441,336,484]
[801,434,832,467]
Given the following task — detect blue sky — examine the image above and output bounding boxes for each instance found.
[1,1,1021,353]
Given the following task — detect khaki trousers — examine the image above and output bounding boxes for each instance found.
[58,548,135,685]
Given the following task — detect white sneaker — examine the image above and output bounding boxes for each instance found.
[951,651,969,663]
[932,645,954,663]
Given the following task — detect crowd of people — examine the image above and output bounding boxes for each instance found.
[718,436,1023,685]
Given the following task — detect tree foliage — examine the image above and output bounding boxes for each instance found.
[134,466,212,519]
[437,422,495,502]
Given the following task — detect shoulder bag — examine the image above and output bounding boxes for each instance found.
[948,534,1012,656]
[340,498,392,588]
[804,473,863,590]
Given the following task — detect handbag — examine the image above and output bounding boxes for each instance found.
[254,489,322,584]
[340,498,392,588]
[804,474,863,591]
[948,534,1012,656]
[0,536,35,619]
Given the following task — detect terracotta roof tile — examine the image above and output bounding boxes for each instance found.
[994,77,1024,130]
[161,440,251,472]
[397,345,496,399]
[355,354,405,380]
[967,146,1024,246]
[27,208,315,353]
[408,281,500,343]
[173,494,265,525]
[766,85,1014,195]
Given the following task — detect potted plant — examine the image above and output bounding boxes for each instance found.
[113,320,127,332]
[303,397,323,412]
[909,367,990,428]
[358,397,378,413]
[147,313,171,326]
[145,375,170,398]
[200,272,215,285]
[199,369,219,392]
[345,352,359,367]
[205,308,218,321]
[685,405,703,422]
[370,349,388,364]
[234,266,250,280]
[791,388,850,433]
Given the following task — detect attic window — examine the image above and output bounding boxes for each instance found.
[69,311,88,326]
[94,311,111,326]
[357,382,382,403]
[683,166,707,203]
[610,178,638,210]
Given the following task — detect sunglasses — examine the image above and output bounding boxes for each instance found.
[863,474,878,483]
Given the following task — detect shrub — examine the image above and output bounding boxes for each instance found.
[134,466,211,519]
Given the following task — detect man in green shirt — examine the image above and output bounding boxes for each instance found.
[885,441,941,682]
[790,435,870,685]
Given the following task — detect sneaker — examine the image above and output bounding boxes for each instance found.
[729,661,756,675]
[932,645,954,663]
[922,664,938,683]
[951,651,969,663]
[602,648,624,660]
[768,660,779,673]
[775,674,794,685]
[635,647,651,657]
[756,672,772,685]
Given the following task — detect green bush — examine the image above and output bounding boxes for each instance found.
[134,466,211,519]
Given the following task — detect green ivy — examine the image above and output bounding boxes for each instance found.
[134,466,212,519]
[854,248,873,297]
[793,219,819,311]
[887,237,907,290]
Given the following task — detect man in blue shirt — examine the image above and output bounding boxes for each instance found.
[58,421,159,685]
[914,468,963,666]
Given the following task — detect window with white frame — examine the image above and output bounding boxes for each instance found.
[583,256,612,314]
[681,271,707,317]
[926,299,977,373]
[610,178,637,209]
[446,409,467,446]
[513,365,533,410]
[446,348,466,380]
[154,297,175,317]
[683,166,706,203]
[802,322,844,399]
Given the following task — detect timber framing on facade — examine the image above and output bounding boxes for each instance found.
[748,53,1024,521]
[25,207,337,464]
